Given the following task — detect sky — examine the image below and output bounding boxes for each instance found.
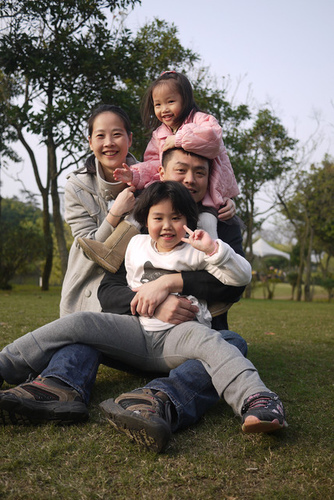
[2,0,333,211]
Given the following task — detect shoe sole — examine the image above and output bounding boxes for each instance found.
[242,415,287,433]
[0,395,89,425]
[99,398,171,453]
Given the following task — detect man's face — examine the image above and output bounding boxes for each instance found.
[159,150,209,203]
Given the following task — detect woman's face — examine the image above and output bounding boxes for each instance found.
[89,112,132,182]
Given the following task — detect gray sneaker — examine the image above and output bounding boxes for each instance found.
[241,392,287,433]
[100,388,172,453]
[0,376,89,425]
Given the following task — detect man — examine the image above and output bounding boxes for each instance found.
[0,148,253,451]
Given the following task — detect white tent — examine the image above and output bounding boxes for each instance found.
[252,238,290,260]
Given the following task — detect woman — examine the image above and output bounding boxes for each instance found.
[60,104,138,316]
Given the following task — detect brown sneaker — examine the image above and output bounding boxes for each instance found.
[78,220,140,273]
[0,376,88,425]
[99,388,172,453]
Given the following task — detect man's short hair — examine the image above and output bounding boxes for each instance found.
[161,147,211,170]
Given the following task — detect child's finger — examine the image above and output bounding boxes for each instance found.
[183,225,194,237]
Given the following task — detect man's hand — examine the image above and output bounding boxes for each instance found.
[218,199,236,221]
[154,295,198,324]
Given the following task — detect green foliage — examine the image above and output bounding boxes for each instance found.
[0,197,45,289]
[0,288,333,498]
[121,18,201,158]
[1,2,298,286]
[307,157,334,260]
[232,109,297,251]
[318,275,334,302]
[281,156,334,297]
[0,0,144,286]
[0,0,141,154]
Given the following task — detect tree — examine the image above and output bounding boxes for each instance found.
[0,5,299,294]
[278,156,334,301]
[231,109,297,260]
[308,157,334,269]
[0,197,45,289]
[117,18,201,158]
[0,0,139,289]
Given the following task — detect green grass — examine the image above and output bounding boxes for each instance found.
[249,281,329,301]
[0,286,333,499]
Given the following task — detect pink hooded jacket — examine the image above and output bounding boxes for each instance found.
[130,111,239,209]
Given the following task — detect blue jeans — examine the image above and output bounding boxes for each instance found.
[41,330,247,432]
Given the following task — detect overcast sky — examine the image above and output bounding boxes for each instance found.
[2,0,333,203]
[126,0,333,158]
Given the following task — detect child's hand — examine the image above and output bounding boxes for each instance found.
[113,163,133,183]
[130,279,170,317]
[162,135,176,151]
[181,225,218,256]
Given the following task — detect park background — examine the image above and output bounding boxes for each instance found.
[1,0,333,299]
[0,1,333,498]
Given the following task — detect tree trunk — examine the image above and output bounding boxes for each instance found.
[40,190,53,291]
[304,225,314,302]
[49,141,69,277]
[16,129,54,290]
[296,217,309,301]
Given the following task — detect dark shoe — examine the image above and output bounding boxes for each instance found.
[78,220,140,273]
[0,376,89,425]
[241,391,287,433]
[99,388,172,453]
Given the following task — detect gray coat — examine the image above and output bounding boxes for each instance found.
[59,154,137,317]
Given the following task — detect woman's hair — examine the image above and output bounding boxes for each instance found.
[141,72,200,132]
[133,181,199,231]
[85,104,132,173]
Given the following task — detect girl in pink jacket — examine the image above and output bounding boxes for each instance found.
[118,71,239,211]
[78,72,240,273]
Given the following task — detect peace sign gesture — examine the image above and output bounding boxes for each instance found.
[181,225,218,256]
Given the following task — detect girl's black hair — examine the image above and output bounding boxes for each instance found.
[85,104,132,174]
[141,72,201,132]
[133,181,199,231]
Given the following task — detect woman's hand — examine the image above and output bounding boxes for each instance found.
[217,199,236,221]
[111,185,136,215]
[106,185,136,227]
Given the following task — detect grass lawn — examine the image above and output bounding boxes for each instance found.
[0,286,333,499]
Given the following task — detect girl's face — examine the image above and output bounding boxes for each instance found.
[152,82,183,133]
[147,199,187,253]
[89,112,132,182]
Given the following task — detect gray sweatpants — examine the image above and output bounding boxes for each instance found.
[0,311,269,414]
